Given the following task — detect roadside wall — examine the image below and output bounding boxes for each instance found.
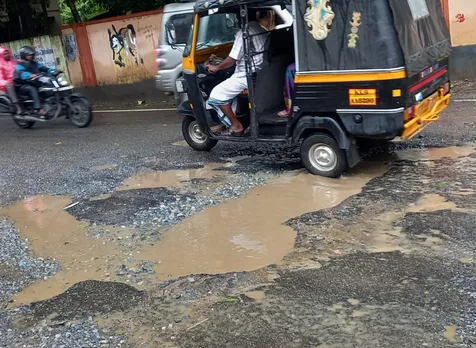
[448,1,476,79]
[1,35,70,81]
[61,27,83,86]
[61,10,162,87]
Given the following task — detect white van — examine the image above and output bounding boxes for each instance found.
[155,2,195,99]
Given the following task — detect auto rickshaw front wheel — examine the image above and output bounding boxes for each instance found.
[301,133,348,178]
[182,116,218,151]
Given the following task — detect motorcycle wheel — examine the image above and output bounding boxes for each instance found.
[13,117,35,129]
[69,97,93,128]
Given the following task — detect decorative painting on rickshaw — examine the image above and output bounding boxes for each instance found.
[304,0,335,41]
[347,11,361,48]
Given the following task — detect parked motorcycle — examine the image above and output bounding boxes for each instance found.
[0,72,93,129]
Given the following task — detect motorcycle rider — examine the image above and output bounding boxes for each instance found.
[14,46,57,119]
[0,46,22,116]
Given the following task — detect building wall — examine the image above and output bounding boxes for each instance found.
[86,12,162,85]
[2,35,70,81]
[61,11,162,86]
[448,1,476,79]
[61,27,84,86]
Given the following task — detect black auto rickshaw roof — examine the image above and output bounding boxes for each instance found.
[194,0,290,12]
[193,0,451,77]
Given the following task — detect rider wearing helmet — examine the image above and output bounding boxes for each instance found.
[0,46,22,115]
[14,46,56,119]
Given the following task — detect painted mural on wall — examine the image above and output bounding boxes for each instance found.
[83,12,162,85]
[108,24,145,69]
[64,34,78,62]
[449,0,476,47]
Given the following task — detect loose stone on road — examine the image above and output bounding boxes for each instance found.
[0,104,476,347]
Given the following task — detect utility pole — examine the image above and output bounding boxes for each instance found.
[66,0,82,23]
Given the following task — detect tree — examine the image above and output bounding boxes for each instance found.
[16,0,36,37]
[65,0,82,22]
[0,0,50,41]
[59,0,106,24]
[59,0,172,23]
[99,0,166,16]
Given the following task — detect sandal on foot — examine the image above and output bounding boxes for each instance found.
[220,129,245,136]
[278,110,290,118]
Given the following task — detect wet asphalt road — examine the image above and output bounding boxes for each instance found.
[0,99,475,206]
[0,100,476,347]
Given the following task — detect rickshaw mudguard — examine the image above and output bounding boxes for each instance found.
[182,72,211,134]
[291,116,360,168]
[177,100,194,117]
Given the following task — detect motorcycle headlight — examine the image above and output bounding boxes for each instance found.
[57,76,69,87]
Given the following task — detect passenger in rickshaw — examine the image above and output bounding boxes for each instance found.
[277,62,296,117]
[205,10,272,136]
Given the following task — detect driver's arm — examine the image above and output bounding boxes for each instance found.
[210,56,236,72]
[38,63,55,76]
[208,30,242,73]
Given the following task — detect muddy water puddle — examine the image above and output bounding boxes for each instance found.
[0,196,122,305]
[396,145,476,162]
[139,165,385,279]
[118,163,223,190]
[92,164,118,171]
[363,193,466,254]
[2,163,384,305]
[3,145,475,306]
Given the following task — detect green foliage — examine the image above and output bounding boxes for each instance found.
[59,0,106,24]
[60,0,174,24]
[98,0,166,16]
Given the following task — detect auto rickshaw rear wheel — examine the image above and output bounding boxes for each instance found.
[182,116,218,151]
[301,133,347,178]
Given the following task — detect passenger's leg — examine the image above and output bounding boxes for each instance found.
[278,63,296,117]
[6,83,22,115]
[208,73,248,133]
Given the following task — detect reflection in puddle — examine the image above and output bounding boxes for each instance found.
[2,163,385,305]
[366,194,461,254]
[118,163,223,190]
[0,196,121,305]
[347,299,360,306]
[4,145,475,306]
[89,193,112,201]
[443,325,458,342]
[351,310,370,318]
[245,290,266,301]
[172,140,189,147]
[407,194,457,213]
[397,145,475,162]
[92,164,118,171]
[141,164,386,279]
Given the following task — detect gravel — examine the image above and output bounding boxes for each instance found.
[72,167,279,244]
[0,220,133,348]
[0,218,59,306]
[0,312,132,348]
[0,92,475,347]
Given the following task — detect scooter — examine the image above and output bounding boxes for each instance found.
[0,72,93,129]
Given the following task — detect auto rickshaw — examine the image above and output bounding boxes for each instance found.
[169,0,451,177]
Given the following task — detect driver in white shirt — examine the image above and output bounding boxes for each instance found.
[205,11,272,136]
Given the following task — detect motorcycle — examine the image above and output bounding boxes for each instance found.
[0,72,93,129]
